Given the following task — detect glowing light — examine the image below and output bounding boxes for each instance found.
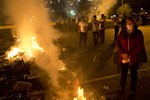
[32,37,44,52]
[106,6,109,9]
[6,36,44,60]
[70,10,76,16]
[6,48,23,59]
[74,86,86,100]
[59,61,67,71]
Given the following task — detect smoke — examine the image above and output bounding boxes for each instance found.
[4,0,63,88]
[89,0,117,19]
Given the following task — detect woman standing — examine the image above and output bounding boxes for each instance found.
[116,16,146,96]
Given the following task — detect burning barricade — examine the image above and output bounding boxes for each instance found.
[0,45,80,100]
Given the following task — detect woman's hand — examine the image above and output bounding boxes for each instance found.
[122,53,130,63]
[122,53,129,60]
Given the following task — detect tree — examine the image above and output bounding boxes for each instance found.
[117,3,132,16]
[77,2,92,17]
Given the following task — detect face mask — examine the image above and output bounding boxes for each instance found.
[127,25,133,31]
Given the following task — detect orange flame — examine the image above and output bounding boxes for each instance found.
[6,47,23,59]
[6,36,44,60]
[31,37,44,52]
[74,86,86,100]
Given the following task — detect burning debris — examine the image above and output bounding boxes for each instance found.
[5,35,44,61]
[0,53,78,99]
[0,0,114,99]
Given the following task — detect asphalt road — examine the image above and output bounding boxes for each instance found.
[59,25,150,100]
[0,25,150,99]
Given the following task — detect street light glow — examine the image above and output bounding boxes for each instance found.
[70,10,76,16]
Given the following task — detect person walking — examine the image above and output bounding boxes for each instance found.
[116,16,146,96]
[92,15,100,46]
[78,16,88,47]
[99,14,106,44]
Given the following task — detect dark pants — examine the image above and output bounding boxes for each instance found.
[79,32,87,47]
[92,31,99,46]
[120,63,139,92]
[114,26,119,40]
[99,29,105,43]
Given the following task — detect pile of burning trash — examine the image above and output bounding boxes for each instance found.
[0,51,78,100]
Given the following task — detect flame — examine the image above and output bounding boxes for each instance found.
[31,37,44,52]
[6,36,44,60]
[58,61,68,71]
[74,86,86,100]
[6,47,23,59]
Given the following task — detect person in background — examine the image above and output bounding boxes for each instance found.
[141,14,147,26]
[120,14,127,31]
[92,15,100,46]
[112,14,120,41]
[99,14,106,44]
[78,16,88,47]
[116,16,146,96]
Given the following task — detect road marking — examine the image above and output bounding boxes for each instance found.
[83,68,150,84]
[93,55,97,63]
[0,25,15,29]
[0,23,56,29]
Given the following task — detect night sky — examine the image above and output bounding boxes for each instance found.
[118,0,150,12]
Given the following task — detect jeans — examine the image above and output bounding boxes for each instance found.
[120,63,139,92]
[92,31,99,46]
[79,32,87,47]
[99,29,105,43]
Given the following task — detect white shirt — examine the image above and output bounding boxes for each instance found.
[92,20,99,32]
[78,21,87,32]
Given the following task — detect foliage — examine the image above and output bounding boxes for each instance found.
[117,3,132,16]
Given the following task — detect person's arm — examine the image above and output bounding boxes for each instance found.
[85,22,88,32]
[116,31,126,53]
[116,31,129,62]
[128,30,145,55]
[78,22,81,32]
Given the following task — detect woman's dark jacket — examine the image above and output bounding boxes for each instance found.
[116,29,145,65]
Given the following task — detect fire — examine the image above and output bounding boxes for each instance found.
[74,86,86,100]
[31,37,44,52]
[6,36,44,60]
[58,61,68,71]
[6,47,23,59]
